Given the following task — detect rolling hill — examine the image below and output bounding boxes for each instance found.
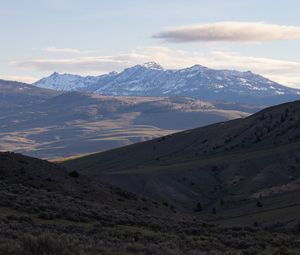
[0,79,257,159]
[0,79,60,110]
[62,99,300,226]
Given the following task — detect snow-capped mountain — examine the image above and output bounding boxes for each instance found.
[34,71,117,92]
[34,62,300,105]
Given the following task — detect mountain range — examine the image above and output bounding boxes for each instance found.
[35,62,300,105]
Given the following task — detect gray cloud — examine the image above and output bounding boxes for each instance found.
[153,22,300,42]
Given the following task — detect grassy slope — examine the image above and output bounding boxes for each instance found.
[1,152,300,254]
[62,100,300,225]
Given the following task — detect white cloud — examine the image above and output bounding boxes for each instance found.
[0,74,38,83]
[193,50,300,88]
[11,46,300,88]
[11,48,161,74]
[12,56,139,74]
[44,46,91,54]
[153,22,300,42]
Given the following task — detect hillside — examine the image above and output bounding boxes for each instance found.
[34,62,300,105]
[62,99,300,226]
[0,79,60,110]
[0,83,255,159]
[1,153,300,254]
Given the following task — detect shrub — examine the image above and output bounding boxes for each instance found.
[256,201,263,208]
[69,170,79,178]
[272,247,290,255]
[220,199,224,206]
[194,202,202,212]
[17,233,77,255]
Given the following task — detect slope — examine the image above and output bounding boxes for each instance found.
[0,88,253,159]
[62,100,300,225]
[1,154,300,254]
[0,79,60,111]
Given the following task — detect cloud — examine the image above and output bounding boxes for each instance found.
[12,56,141,74]
[11,46,300,88]
[11,47,165,74]
[0,74,38,83]
[153,22,300,42]
[44,46,91,54]
[195,51,300,88]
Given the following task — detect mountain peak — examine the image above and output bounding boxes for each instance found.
[50,71,60,77]
[142,62,163,70]
[108,71,118,76]
[188,64,208,71]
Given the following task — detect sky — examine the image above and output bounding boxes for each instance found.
[1,0,300,88]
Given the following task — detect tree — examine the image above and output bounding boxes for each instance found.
[220,198,224,206]
[256,201,263,208]
[194,202,202,212]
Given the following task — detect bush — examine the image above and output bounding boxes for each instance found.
[69,170,79,178]
[194,202,202,212]
[17,233,77,255]
[220,199,224,206]
[256,201,263,208]
[272,247,290,255]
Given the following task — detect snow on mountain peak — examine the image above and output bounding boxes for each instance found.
[142,62,164,70]
[50,72,59,76]
[34,63,300,104]
[108,71,118,76]
[186,64,208,71]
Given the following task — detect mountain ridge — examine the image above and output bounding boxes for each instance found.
[34,62,300,105]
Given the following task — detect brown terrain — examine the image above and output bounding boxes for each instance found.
[0,79,258,159]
